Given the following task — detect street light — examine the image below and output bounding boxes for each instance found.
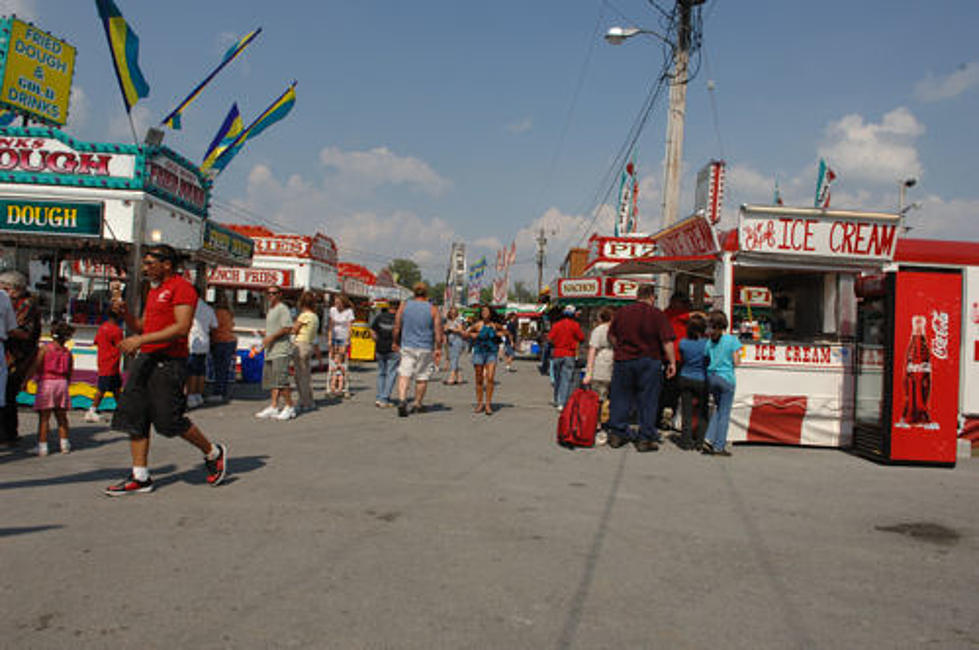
[604,26,671,47]
[898,177,917,214]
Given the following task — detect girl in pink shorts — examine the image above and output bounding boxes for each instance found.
[30,322,75,456]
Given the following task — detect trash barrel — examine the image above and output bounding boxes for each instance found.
[238,349,264,383]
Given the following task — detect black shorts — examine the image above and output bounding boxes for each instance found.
[97,374,122,394]
[111,355,192,439]
[186,353,207,376]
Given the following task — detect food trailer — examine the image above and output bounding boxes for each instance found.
[210,224,339,376]
[0,126,213,408]
[607,205,978,464]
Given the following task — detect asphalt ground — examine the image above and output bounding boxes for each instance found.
[2,360,978,649]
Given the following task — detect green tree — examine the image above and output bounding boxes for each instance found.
[479,286,493,304]
[388,258,421,288]
[429,281,447,306]
[508,280,535,304]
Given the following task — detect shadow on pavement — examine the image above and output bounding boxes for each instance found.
[0,525,64,538]
[0,464,178,491]
[153,454,269,488]
[0,426,130,466]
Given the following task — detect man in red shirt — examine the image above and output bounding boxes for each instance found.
[607,284,676,452]
[105,244,228,495]
[547,306,585,409]
[85,303,124,422]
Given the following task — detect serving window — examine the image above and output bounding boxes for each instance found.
[731,267,857,344]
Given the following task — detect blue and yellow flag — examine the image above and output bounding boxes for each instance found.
[95,0,150,112]
[162,27,261,130]
[201,103,244,174]
[211,82,297,175]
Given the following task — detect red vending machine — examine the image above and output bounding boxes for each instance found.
[853,270,962,465]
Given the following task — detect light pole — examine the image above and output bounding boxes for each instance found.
[898,177,916,214]
[605,0,704,228]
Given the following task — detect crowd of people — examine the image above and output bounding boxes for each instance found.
[0,244,744,498]
[569,286,742,456]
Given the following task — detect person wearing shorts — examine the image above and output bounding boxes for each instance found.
[467,304,504,415]
[86,303,124,422]
[105,244,228,495]
[392,282,443,417]
[328,294,355,395]
[255,286,295,420]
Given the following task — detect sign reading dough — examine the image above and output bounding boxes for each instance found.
[0,18,76,126]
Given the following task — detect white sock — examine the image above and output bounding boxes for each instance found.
[60,439,71,451]
[205,444,220,461]
[37,442,48,455]
[133,466,150,481]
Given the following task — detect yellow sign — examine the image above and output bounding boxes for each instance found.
[349,322,376,361]
[0,18,76,126]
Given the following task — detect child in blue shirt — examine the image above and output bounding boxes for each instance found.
[676,313,709,450]
[704,310,742,456]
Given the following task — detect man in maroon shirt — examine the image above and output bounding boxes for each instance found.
[548,306,585,409]
[607,284,676,452]
[105,244,228,495]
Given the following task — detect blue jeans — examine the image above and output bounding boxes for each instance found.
[210,341,237,399]
[552,356,577,407]
[538,341,552,376]
[376,351,400,403]
[448,337,465,371]
[705,373,736,451]
[609,358,662,442]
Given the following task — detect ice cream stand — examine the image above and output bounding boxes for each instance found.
[605,205,978,465]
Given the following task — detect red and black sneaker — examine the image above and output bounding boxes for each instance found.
[104,474,154,496]
[205,443,228,486]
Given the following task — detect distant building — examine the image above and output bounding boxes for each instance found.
[559,247,589,278]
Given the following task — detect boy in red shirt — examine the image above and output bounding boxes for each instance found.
[105,244,228,495]
[548,306,585,409]
[85,303,124,422]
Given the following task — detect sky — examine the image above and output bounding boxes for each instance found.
[6,0,979,287]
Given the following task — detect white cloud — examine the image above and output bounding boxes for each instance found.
[0,0,35,19]
[225,162,455,275]
[818,107,924,184]
[903,195,979,239]
[914,61,979,103]
[67,85,88,130]
[504,117,533,134]
[472,236,503,250]
[319,146,450,196]
[107,104,152,143]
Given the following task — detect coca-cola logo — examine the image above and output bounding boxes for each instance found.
[931,310,949,360]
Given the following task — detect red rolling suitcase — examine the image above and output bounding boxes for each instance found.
[557,388,600,449]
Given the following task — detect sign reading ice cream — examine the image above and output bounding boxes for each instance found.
[739,206,901,262]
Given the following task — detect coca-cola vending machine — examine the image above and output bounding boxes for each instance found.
[853,270,962,465]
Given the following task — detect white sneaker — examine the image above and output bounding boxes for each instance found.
[60,440,71,454]
[255,405,280,419]
[84,408,101,423]
[188,394,205,409]
[275,406,297,420]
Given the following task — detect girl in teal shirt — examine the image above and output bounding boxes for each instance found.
[703,310,741,456]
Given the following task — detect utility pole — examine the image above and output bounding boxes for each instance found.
[661,0,704,228]
[535,228,547,295]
